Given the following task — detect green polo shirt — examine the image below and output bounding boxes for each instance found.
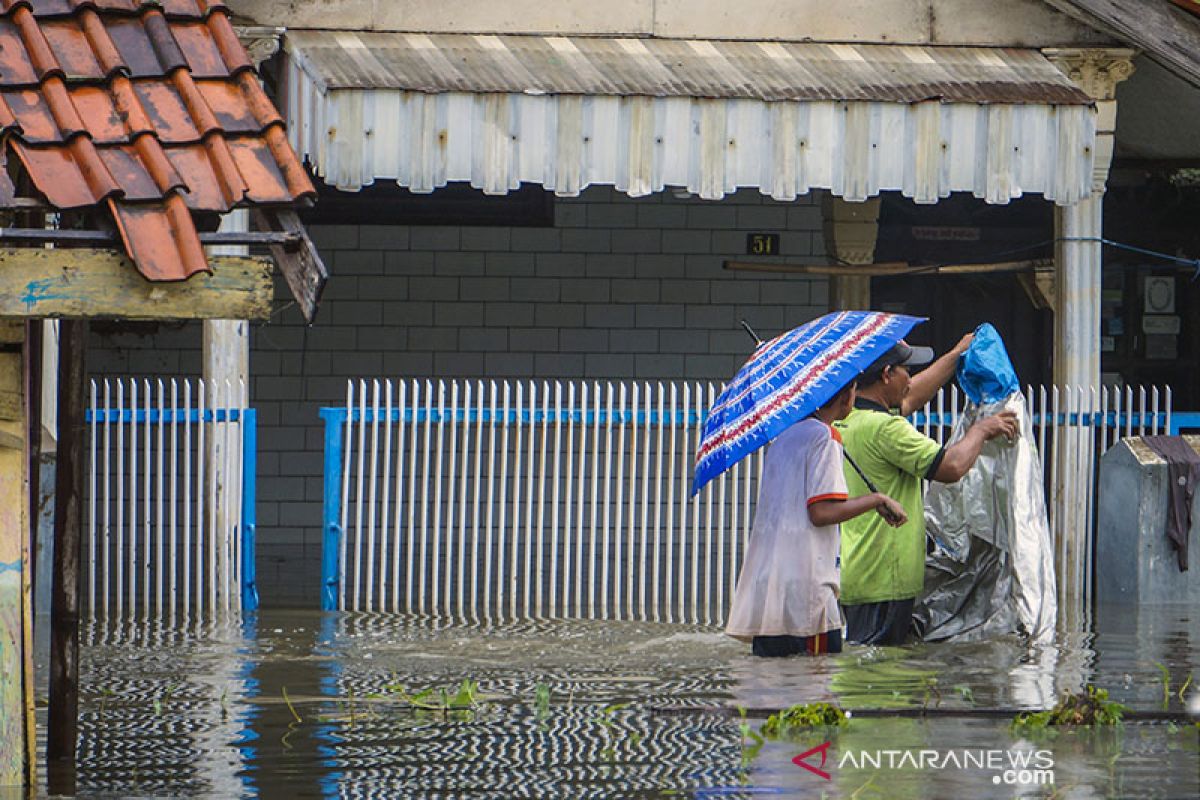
[833,399,944,604]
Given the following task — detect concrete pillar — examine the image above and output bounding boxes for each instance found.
[203,209,250,611]
[0,321,33,786]
[201,32,277,613]
[1044,48,1135,627]
[1044,48,1135,389]
[822,195,880,310]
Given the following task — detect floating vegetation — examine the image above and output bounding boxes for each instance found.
[281,686,302,750]
[761,702,848,738]
[848,776,884,800]
[594,702,631,761]
[921,677,941,709]
[97,687,116,715]
[384,678,481,719]
[534,683,551,721]
[152,683,180,717]
[1012,685,1128,730]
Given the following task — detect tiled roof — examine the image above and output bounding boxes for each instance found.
[0,0,315,281]
[1170,0,1200,19]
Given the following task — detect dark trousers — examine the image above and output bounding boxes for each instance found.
[751,629,843,657]
[841,598,915,646]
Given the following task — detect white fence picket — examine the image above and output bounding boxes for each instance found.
[86,378,250,622]
[329,379,1171,621]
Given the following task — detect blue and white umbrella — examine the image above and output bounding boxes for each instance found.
[693,311,927,495]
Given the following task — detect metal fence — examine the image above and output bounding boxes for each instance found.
[321,378,1178,621]
[86,378,258,621]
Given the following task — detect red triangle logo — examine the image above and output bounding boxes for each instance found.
[792,741,833,780]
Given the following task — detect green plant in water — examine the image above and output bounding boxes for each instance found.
[386,679,481,718]
[1156,662,1171,710]
[594,702,630,762]
[1012,685,1128,730]
[97,687,116,715]
[761,702,848,739]
[954,684,975,705]
[921,676,941,710]
[534,683,551,721]
[281,686,303,750]
[153,683,180,717]
[735,706,765,775]
[848,775,884,800]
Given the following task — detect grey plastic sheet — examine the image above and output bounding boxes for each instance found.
[913,394,1057,644]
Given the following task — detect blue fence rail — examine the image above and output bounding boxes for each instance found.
[318,406,1194,433]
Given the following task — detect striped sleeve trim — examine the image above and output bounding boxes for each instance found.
[807,492,849,507]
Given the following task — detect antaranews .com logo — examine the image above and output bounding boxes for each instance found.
[794,741,1055,787]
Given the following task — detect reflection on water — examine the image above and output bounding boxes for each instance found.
[34,604,1200,798]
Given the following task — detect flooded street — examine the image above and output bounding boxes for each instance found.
[35,604,1200,798]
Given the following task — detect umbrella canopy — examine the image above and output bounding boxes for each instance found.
[693,310,926,495]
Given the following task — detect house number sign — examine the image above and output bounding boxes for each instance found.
[746,233,780,256]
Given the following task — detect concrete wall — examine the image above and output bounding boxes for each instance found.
[1096,436,1200,605]
[87,186,830,606]
[229,0,1111,46]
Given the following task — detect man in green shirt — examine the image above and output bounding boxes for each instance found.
[834,335,1017,645]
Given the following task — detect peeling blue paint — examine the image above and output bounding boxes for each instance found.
[20,279,69,310]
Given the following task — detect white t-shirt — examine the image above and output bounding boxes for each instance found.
[724,417,847,641]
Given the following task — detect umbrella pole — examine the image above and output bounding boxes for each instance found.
[845,450,955,550]
[842,451,905,527]
[739,320,763,347]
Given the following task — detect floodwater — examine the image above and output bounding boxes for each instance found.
[33,603,1200,798]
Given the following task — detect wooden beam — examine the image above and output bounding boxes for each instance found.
[1017,266,1056,310]
[0,228,302,246]
[0,249,273,320]
[725,260,909,275]
[724,259,1052,277]
[252,208,327,324]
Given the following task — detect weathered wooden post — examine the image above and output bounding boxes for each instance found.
[48,319,85,771]
[0,321,33,786]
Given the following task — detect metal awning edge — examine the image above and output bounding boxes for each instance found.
[282,32,1094,105]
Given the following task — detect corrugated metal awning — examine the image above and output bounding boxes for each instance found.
[283,32,1098,205]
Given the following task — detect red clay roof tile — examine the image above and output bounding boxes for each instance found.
[0,21,42,83]
[0,0,314,281]
[109,193,208,280]
[168,141,240,209]
[130,78,199,140]
[69,86,125,141]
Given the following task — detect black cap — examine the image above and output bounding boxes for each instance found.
[860,340,934,383]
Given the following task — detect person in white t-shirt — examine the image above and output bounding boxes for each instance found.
[725,383,907,657]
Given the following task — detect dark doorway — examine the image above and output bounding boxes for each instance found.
[873,194,1054,387]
